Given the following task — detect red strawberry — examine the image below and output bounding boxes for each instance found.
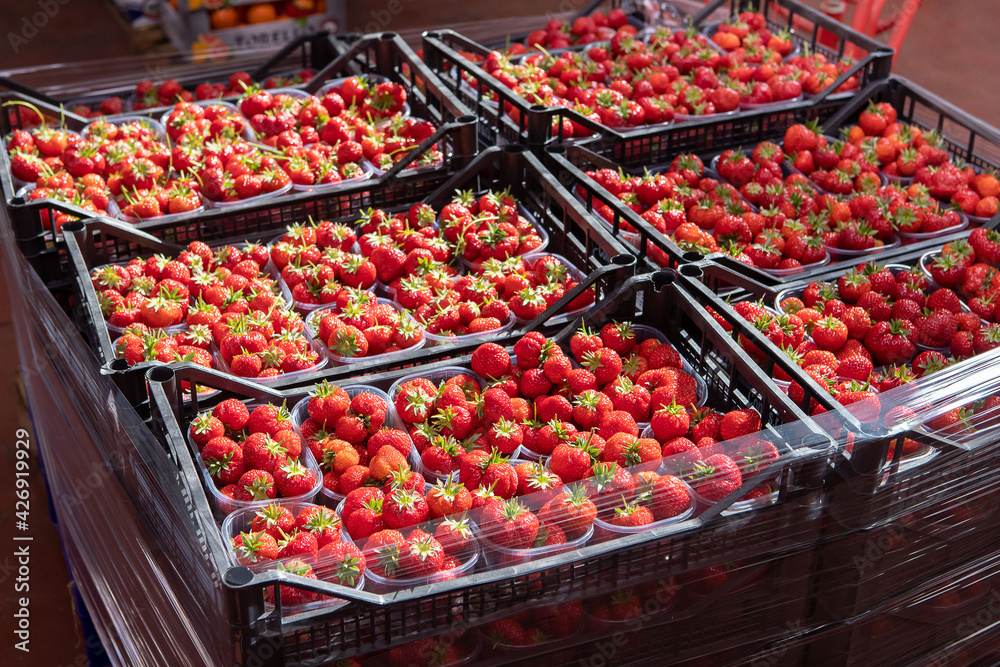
[250,503,296,540]
[733,439,780,475]
[582,347,623,385]
[471,342,512,379]
[480,497,540,550]
[274,459,317,497]
[650,401,690,441]
[718,409,761,441]
[190,411,225,448]
[635,471,691,521]
[213,398,249,432]
[232,530,280,564]
[399,532,445,577]
[600,321,636,355]
[380,487,430,530]
[549,439,599,483]
[691,455,742,502]
[234,469,277,501]
[203,437,245,485]
[569,325,602,362]
[606,500,654,527]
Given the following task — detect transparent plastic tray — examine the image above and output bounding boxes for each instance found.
[186,405,323,519]
[304,298,426,365]
[82,114,167,143]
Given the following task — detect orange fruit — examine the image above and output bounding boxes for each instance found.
[209,7,240,29]
[246,2,277,24]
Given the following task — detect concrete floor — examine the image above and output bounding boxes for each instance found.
[0,0,998,665]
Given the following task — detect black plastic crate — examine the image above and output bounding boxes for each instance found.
[144,269,834,666]
[475,0,649,50]
[552,75,1000,282]
[466,551,815,666]
[0,33,340,125]
[757,550,1000,667]
[683,256,1000,535]
[62,144,636,411]
[420,0,892,153]
[808,489,1000,626]
[1,32,477,289]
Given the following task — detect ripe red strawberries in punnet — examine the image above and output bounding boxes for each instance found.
[103,239,320,380]
[192,401,317,506]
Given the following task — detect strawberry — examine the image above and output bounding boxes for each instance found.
[471,342,512,379]
[203,437,245,485]
[274,459,317,497]
[295,506,342,548]
[382,489,430,529]
[487,618,529,647]
[973,324,1000,354]
[480,497,540,550]
[600,321,636,355]
[864,319,916,365]
[513,332,548,369]
[571,389,613,430]
[212,398,250,432]
[234,469,277,501]
[951,330,975,360]
[606,500,654,528]
[836,383,882,422]
[598,410,639,439]
[246,403,293,436]
[250,503,296,540]
[477,450,519,499]
[582,347,623,385]
[915,310,957,349]
[569,325,602,362]
[369,446,409,482]
[399,532,445,577]
[307,381,351,427]
[189,411,225,448]
[718,408,762,441]
[278,530,319,559]
[660,437,702,476]
[267,558,321,606]
[549,439,599,483]
[425,478,473,518]
[635,471,691,521]
[812,316,847,352]
[482,386,515,422]
[486,417,523,455]
[434,515,474,556]
[542,354,573,384]
[519,368,553,398]
[316,540,366,586]
[650,401,690,441]
[232,530,280,564]
[691,454,742,502]
[912,350,949,378]
[733,439,780,475]
[514,461,563,497]
[586,462,635,508]
[838,353,874,382]
[384,466,425,495]
[242,433,288,473]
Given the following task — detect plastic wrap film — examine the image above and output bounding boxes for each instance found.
[136,268,1000,666]
[0,206,232,665]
